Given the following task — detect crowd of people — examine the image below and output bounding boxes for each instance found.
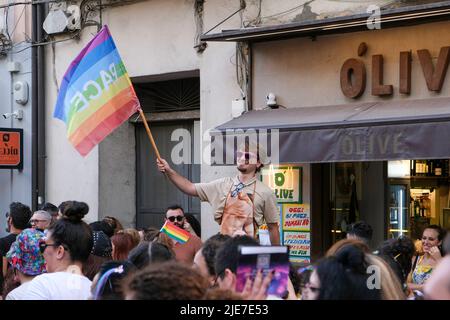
[0,200,449,300]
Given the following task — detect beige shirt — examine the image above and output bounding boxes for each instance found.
[194,176,279,227]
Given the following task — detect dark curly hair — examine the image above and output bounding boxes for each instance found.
[377,236,415,285]
[8,202,32,230]
[123,261,209,300]
[201,234,231,277]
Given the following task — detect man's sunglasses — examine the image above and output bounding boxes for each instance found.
[237,151,257,160]
[167,216,184,223]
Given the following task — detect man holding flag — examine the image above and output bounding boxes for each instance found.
[157,142,280,245]
[160,205,202,265]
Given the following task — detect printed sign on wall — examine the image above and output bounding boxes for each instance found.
[261,166,301,203]
[283,231,311,259]
[0,128,23,170]
[282,204,310,231]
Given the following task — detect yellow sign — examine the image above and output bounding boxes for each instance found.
[282,204,310,231]
[261,166,301,203]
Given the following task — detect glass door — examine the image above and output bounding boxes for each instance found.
[329,162,362,243]
[388,183,409,238]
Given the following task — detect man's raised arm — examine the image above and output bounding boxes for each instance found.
[157,158,198,197]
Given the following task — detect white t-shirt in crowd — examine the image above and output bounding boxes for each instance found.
[5,281,33,300]
[22,272,92,300]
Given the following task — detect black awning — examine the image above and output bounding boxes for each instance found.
[201,1,450,43]
[210,97,450,163]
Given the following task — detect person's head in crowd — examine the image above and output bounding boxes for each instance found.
[421,225,446,256]
[89,221,114,238]
[366,254,405,300]
[123,261,209,300]
[83,231,112,280]
[6,228,46,282]
[141,227,159,241]
[91,260,135,300]
[423,255,450,300]
[6,202,32,234]
[127,241,174,269]
[376,236,415,287]
[141,227,174,249]
[120,229,141,248]
[165,205,186,229]
[325,238,370,257]
[57,201,71,220]
[214,235,259,292]
[111,232,135,261]
[142,227,166,242]
[297,265,314,300]
[193,233,231,287]
[102,216,124,235]
[39,202,59,224]
[184,213,201,237]
[310,245,381,300]
[29,210,52,231]
[346,221,373,245]
[41,201,93,273]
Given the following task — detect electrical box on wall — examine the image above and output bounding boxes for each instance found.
[14,81,29,105]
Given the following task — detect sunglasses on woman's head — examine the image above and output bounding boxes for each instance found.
[38,241,68,254]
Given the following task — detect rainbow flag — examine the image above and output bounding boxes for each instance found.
[160,221,191,244]
[53,25,140,156]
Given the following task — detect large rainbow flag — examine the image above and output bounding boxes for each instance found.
[53,25,140,156]
[160,221,191,244]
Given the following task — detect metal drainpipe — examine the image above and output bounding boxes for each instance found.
[31,3,46,211]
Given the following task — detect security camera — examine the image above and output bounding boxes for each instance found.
[266,93,278,108]
[2,110,23,120]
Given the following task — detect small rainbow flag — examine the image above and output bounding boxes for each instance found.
[160,221,191,244]
[53,25,140,156]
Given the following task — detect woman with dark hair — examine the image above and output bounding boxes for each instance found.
[83,231,113,280]
[407,224,446,294]
[127,241,175,269]
[102,216,124,235]
[306,245,381,300]
[376,236,415,292]
[23,201,94,300]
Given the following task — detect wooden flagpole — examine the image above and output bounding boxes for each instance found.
[138,108,161,161]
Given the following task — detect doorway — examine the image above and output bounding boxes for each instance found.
[312,161,387,257]
[134,75,200,230]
